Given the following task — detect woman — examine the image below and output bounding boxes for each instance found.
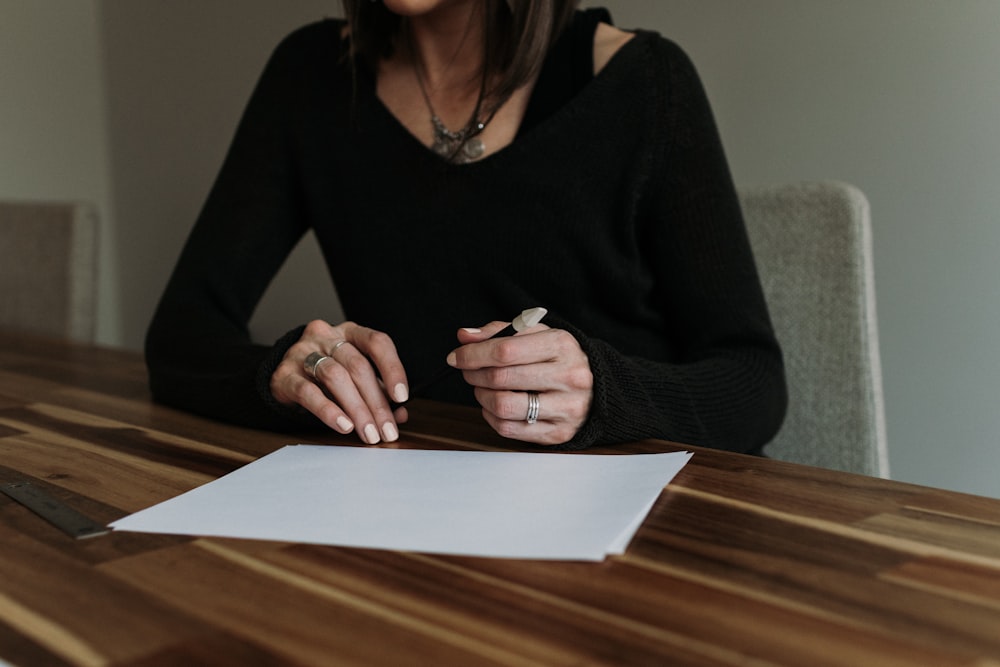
[146,0,787,453]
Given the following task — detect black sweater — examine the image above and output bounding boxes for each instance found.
[146,11,787,453]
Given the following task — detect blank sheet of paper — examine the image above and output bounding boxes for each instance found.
[110,445,692,561]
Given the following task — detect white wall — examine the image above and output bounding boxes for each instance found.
[0,0,120,342]
[8,2,1000,497]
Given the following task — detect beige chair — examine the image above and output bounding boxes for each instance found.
[740,181,889,477]
[0,200,98,342]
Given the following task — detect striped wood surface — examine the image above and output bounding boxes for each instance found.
[1,330,999,666]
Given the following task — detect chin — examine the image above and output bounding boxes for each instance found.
[381,0,469,18]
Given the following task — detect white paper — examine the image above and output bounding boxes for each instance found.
[110,445,692,561]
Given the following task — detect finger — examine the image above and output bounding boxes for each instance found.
[479,406,578,446]
[345,325,410,404]
[462,361,547,393]
[392,404,409,424]
[455,319,551,345]
[458,330,568,391]
[283,373,356,435]
[475,387,588,426]
[455,320,509,344]
[322,342,399,443]
[449,328,556,373]
[310,353,381,442]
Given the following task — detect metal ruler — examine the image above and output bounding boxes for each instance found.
[1,481,109,539]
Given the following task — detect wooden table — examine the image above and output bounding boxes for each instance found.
[2,330,999,667]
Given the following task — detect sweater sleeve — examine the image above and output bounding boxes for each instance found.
[144,26,331,432]
[563,37,787,454]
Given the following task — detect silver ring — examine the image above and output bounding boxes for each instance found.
[525,391,540,424]
[330,339,348,355]
[304,351,331,379]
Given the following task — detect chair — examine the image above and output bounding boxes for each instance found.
[740,181,889,477]
[0,200,98,342]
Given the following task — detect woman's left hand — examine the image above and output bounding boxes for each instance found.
[446,321,593,445]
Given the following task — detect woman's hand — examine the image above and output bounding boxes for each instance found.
[447,321,593,445]
[271,320,409,444]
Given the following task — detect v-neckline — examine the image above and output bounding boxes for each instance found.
[351,21,645,169]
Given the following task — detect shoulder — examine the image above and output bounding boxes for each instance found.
[254,18,351,92]
[606,26,699,78]
[597,27,707,111]
[277,18,347,47]
[592,22,634,75]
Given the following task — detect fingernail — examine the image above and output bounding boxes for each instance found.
[382,421,398,442]
[336,416,354,433]
[393,382,409,403]
[446,352,457,367]
[462,327,481,334]
[364,423,380,444]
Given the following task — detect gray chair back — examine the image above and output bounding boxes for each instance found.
[0,200,98,342]
[740,182,889,477]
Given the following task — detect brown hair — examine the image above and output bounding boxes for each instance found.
[341,0,579,114]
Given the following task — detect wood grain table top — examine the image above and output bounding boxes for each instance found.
[1,330,999,667]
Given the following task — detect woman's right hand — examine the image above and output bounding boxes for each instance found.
[271,320,409,444]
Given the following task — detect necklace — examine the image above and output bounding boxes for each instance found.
[413,63,489,164]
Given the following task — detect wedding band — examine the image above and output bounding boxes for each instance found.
[304,351,331,379]
[330,340,348,355]
[525,391,540,425]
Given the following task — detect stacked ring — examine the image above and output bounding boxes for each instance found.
[303,351,331,379]
[304,341,350,379]
[525,391,540,425]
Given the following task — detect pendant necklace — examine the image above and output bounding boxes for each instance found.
[412,62,492,164]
